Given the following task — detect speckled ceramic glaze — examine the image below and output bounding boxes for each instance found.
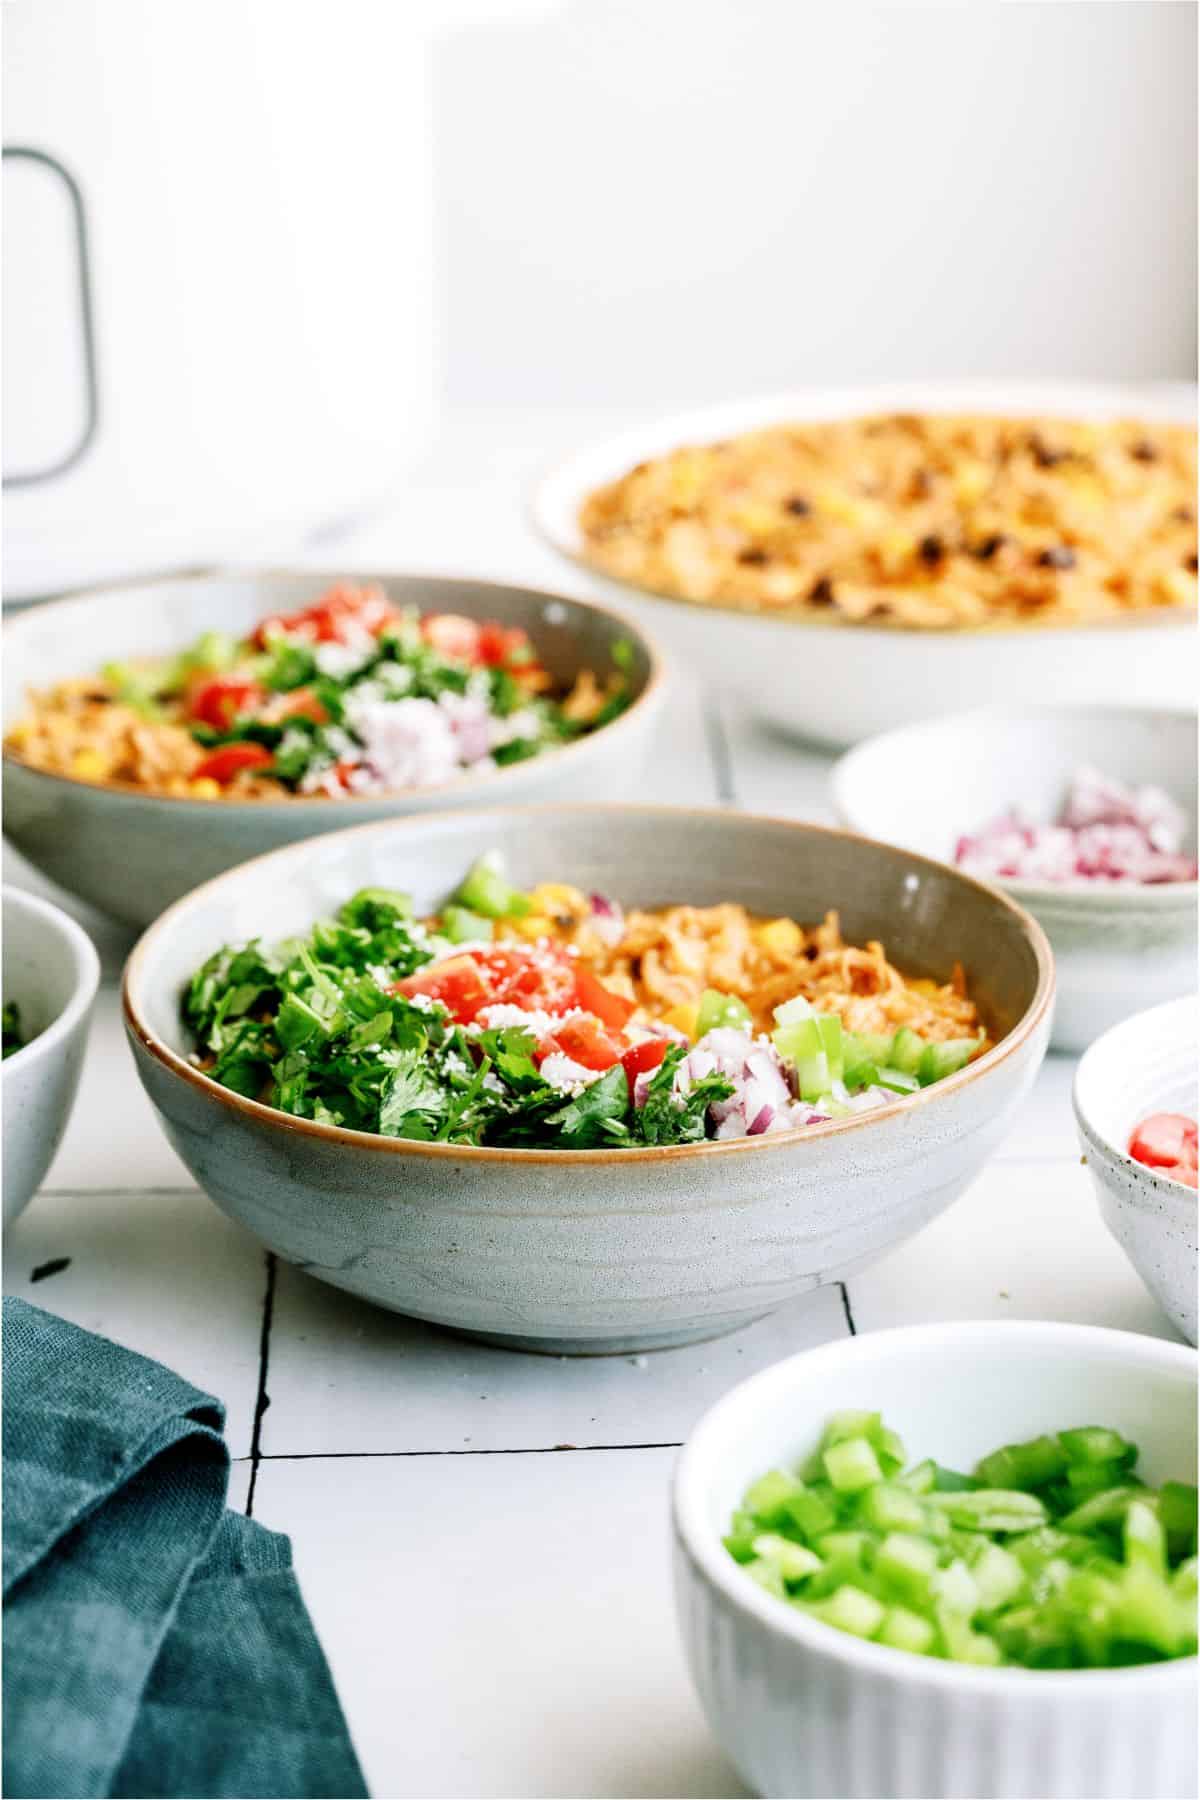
[834,706,1198,1052]
[123,807,1053,1353]
[3,570,666,927]
[531,382,1197,747]
[1074,996,1198,1343]
[3,887,100,1227]
[674,1323,1198,1800]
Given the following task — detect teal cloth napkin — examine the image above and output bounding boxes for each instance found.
[2,1297,367,1800]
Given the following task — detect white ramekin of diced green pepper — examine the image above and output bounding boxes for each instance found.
[672,1321,1196,1800]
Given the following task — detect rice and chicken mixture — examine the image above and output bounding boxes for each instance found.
[4,584,627,800]
[578,413,1198,629]
[499,885,986,1048]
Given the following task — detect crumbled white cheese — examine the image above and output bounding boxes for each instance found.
[314,640,374,680]
[473,1003,585,1035]
[539,1051,602,1093]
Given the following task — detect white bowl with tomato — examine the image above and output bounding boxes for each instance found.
[1074,996,1198,1343]
[2,570,666,927]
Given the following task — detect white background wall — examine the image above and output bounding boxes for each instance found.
[433,0,1197,412]
[3,0,1195,597]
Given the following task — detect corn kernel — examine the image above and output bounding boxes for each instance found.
[732,503,778,537]
[663,1003,698,1040]
[6,721,32,747]
[816,489,868,526]
[1159,567,1197,609]
[190,777,222,799]
[513,913,556,941]
[953,464,989,505]
[531,882,586,913]
[70,748,109,780]
[878,527,917,565]
[908,977,939,997]
[756,917,802,956]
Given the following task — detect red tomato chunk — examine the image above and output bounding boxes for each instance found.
[1129,1113,1199,1189]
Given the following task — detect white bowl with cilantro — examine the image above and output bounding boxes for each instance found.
[123,806,1052,1353]
[3,569,665,926]
[673,1321,1197,1800]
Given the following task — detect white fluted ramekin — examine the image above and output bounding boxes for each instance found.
[673,1322,1197,1800]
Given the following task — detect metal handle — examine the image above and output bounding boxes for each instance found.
[2,145,99,487]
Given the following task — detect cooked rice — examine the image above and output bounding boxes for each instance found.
[578,412,1198,629]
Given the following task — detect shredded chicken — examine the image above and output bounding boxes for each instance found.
[500,891,987,1048]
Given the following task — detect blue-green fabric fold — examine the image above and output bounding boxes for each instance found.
[2,1297,367,1799]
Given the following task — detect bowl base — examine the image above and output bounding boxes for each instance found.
[437,1312,775,1357]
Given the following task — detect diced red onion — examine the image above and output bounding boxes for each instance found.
[588,893,625,946]
[746,1103,775,1136]
[956,766,1196,886]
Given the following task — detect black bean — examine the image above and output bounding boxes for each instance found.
[1038,546,1077,570]
[809,577,835,606]
[1185,553,1198,574]
[1028,434,1066,469]
[973,534,1006,560]
[1130,439,1159,462]
[918,534,944,565]
[738,547,769,566]
[783,495,811,517]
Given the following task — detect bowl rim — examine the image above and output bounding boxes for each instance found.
[1,566,669,811]
[529,378,1197,641]
[1072,995,1199,1204]
[831,702,1199,908]
[121,802,1055,1164]
[673,1318,1198,1694]
[1,885,101,1073]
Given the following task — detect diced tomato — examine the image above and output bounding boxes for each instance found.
[477,621,534,668]
[1129,1113,1199,1181]
[191,742,275,784]
[393,956,492,1025]
[253,583,401,648]
[572,964,636,1030]
[545,1016,623,1072]
[620,1037,670,1096]
[420,613,482,663]
[273,687,330,725]
[473,944,577,1015]
[188,677,266,732]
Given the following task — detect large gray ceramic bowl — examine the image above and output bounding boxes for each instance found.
[123,806,1054,1354]
[3,569,665,927]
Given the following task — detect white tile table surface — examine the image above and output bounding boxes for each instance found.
[2,411,1187,1799]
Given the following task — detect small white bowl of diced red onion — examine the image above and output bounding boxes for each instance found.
[832,705,1197,1052]
[1073,996,1197,1344]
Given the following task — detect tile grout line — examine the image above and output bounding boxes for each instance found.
[701,688,738,804]
[244,1252,278,1517]
[257,1440,685,1462]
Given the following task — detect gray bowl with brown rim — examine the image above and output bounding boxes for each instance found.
[3,569,666,927]
[122,805,1054,1353]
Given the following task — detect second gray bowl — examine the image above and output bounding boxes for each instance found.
[3,569,666,926]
